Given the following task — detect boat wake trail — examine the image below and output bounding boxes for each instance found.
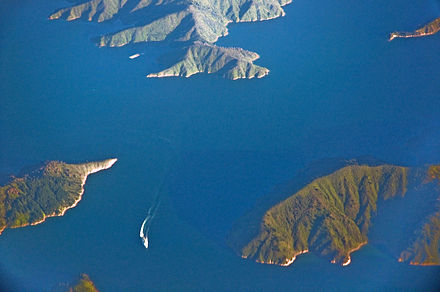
[139,135,178,249]
[139,135,179,249]
[140,196,161,249]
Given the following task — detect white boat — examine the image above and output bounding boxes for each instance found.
[129,53,141,59]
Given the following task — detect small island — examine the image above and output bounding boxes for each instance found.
[0,159,117,235]
[228,160,440,267]
[49,0,291,79]
[389,17,440,41]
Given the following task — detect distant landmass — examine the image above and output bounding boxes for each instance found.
[68,274,98,292]
[49,0,291,79]
[389,17,440,41]
[0,159,117,235]
[228,159,440,267]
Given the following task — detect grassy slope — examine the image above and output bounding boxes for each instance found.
[399,166,440,265]
[230,163,440,266]
[146,42,269,79]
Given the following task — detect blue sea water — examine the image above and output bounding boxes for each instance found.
[0,0,440,291]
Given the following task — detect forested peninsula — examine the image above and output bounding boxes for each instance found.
[0,159,117,235]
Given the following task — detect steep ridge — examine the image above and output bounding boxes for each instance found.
[228,162,440,267]
[49,0,291,79]
[146,42,269,79]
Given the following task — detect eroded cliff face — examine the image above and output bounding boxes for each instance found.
[0,159,117,235]
[228,163,440,267]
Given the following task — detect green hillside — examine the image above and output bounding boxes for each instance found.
[229,163,440,266]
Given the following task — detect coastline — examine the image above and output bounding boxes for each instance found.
[399,256,440,266]
[252,249,309,266]
[389,32,433,41]
[147,68,269,80]
[280,249,309,266]
[409,261,440,266]
[244,242,369,267]
[341,242,367,266]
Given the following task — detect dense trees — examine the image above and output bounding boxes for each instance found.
[229,163,440,266]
